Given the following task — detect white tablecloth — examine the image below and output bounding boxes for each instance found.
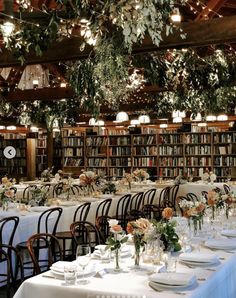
[12,246,236,298]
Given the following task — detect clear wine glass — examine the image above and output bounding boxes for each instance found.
[76,244,91,284]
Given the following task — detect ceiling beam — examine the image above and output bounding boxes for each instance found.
[195,0,227,20]
[1,15,236,67]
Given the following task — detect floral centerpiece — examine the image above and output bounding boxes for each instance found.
[121,172,133,190]
[179,198,206,235]
[151,208,181,252]
[102,181,117,194]
[174,175,188,185]
[0,177,15,211]
[132,169,149,182]
[79,170,98,195]
[105,219,128,270]
[29,186,48,206]
[41,166,54,182]
[207,189,236,219]
[126,218,151,266]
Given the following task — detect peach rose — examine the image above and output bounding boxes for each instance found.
[135,218,151,233]
[110,224,122,233]
[2,177,8,184]
[162,207,173,219]
[196,203,205,213]
[5,189,14,198]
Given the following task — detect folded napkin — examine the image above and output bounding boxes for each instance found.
[149,272,196,286]
[221,230,236,238]
[51,261,76,273]
[205,239,236,250]
[179,252,218,263]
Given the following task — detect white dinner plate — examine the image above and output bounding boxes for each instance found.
[149,277,196,290]
[221,230,236,238]
[179,259,219,267]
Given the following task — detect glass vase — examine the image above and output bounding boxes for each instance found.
[134,248,140,267]
[2,199,9,211]
[114,249,120,271]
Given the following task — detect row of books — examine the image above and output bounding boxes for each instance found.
[214,156,236,167]
[109,147,131,156]
[185,157,211,166]
[159,134,183,144]
[159,145,183,155]
[184,133,211,144]
[64,148,83,157]
[87,158,107,167]
[109,157,132,167]
[133,135,156,145]
[132,146,157,156]
[159,157,184,167]
[213,133,236,143]
[133,157,157,167]
[86,137,108,146]
[62,138,84,147]
[185,145,211,155]
[64,157,84,167]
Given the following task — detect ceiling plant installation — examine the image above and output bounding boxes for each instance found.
[1,0,188,117]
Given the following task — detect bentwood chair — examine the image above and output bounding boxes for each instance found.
[113,194,132,229]
[27,233,62,274]
[16,207,62,275]
[95,215,112,244]
[124,192,145,222]
[223,184,231,194]
[70,221,101,254]
[56,202,91,259]
[0,216,20,291]
[142,188,156,206]
[0,244,24,298]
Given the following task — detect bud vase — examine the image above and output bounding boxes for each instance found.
[134,249,140,267]
[114,249,120,271]
[2,199,9,211]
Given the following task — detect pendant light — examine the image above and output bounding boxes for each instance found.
[88,118,96,126]
[190,113,202,122]
[115,111,129,123]
[173,117,182,123]
[217,114,228,121]
[138,115,150,124]
[206,115,216,121]
[172,110,186,118]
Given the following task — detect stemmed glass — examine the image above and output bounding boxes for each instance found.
[76,244,91,284]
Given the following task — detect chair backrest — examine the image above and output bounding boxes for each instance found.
[53,182,64,197]
[95,198,112,219]
[0,216,19,246]
[27,233,62,275]
[73,202,91,222]
[70,185,81,196]
[143,188,156,205]
[22,185,38,202]
[158,186,172,208]
[129,192,144,211]
[223,184,231,194]
[201,190,208,199]
[142,204,160,220]
[95,215,112,244]
[37,207,63,235]
[40,184,51,194]
[115,194,131,218]
[186,192,198,201]
[0,244,24,298]
[70,221,101,251]
[169,185,179,211]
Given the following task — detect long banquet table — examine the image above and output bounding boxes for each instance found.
[12,240,236,298]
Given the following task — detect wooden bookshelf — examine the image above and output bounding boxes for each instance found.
[60,128,236,181]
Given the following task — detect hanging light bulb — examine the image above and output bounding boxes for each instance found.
[1,21,15,37]
[171,8,181,23]
[115,111,129,123]
[6,125,16,130]
[138,115,150,124]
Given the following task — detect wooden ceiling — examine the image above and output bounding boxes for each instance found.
[0,0,236,121]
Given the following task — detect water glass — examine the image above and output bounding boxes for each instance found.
[64,264,77,285]
[99,247,111,263]
[166,257,177,273]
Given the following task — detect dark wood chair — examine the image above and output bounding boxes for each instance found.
[223,184,231,194]
[95,198,112,219]
[52,182,64,197]
[113,194,132,229]
[125,192,145,222]
[56,202,91,259]
[16,207,62,276]
[142,204,160,220]
[0,244,24,298]
[95,215,112,244]
[27,233,62,275]
[0,216,20,293]
[70,221,101,254]
[22,185,37,203]
[142,188,156,206]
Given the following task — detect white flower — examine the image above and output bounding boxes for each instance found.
[108,219,119,227]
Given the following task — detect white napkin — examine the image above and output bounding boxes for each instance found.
[149,272,196,286]
[221,230,236,237]
[179,252,218,263]
[51,261,75,273]
[205,238,236,250]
